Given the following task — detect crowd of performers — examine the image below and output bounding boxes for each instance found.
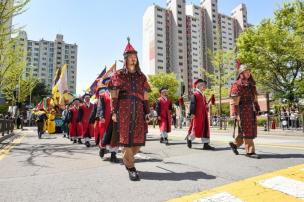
[33,39,261,181]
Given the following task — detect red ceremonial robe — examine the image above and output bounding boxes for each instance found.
[109,69,151,147]
[189,90,210,138]
[78,102,94,138]
[96,91,112,148]
[68,107,82,138]
[156,97,172,133]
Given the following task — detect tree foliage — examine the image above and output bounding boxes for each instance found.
[237,0,304,104]
[148,73,179,105]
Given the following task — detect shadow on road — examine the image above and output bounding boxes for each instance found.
[192,147,231,151]
[259,153,304,159]
[139,170,216,181]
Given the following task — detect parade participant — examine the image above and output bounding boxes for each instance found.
[229,63,261,159]
[67,98,82,144]
[47,109,56,134]
[96,77,119,163]
[108,38,150,181]
[186,79,215,150]
[35,109,48,139]
[61,105,69,138]
[155,87,173,145]
[78,93,94,147]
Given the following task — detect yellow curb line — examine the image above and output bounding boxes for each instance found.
[0,133,26,161]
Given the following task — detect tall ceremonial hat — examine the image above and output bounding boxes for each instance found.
[193,79,207,88]
[123,37,137,58]
[159,86,168,93]
[236,59,250,78]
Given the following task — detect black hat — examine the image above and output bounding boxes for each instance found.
[82,93,91,99]
[159,87,168,93]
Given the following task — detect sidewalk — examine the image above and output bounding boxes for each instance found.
[148,125,304,137]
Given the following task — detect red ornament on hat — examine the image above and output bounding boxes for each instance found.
[236,58,241,70]
[124,37,137,56]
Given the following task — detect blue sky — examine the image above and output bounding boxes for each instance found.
[14,0,287,94]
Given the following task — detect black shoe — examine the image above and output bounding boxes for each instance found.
[245,153,260,159]
[73,139,77,144]
[229,142,239,155]
[63,134,66,138]
[164,138,169,145]
[203,143,215,150]
[78,139,83,144]
[187,138,192,148]
[110,152,119,163]
[85,141,91,147]
[99,148,106,158]
[127,167,140,181]
[160,137,164,143]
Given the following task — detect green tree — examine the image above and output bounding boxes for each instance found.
[30,82,49,105]
[201,31,235,127]
[148,73,179,105]
[237,0,304,105]
[0,0,30,91]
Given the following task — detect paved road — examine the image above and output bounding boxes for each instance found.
[0,127,303,202]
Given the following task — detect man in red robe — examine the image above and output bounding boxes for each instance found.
[229,64,261,159]
[108,38,150,181]
[78,93,95,147]
[96,77,119,163]
[156,87,173,145]
[67,98,82,144]
[187,79,215,150]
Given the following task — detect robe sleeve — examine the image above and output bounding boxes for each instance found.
[143,75,151,92]
[77,107,83,123]
[253,85,261,113]
[190,95,196,115]
[155,100,161,117]
[96,96,105,118]
[230,82,241,116]
[89,104,97,123]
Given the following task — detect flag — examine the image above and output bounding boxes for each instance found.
[57,64,68,94]
[35,100,44,110]
[99,62,116,81]
[53,66,62,85]
[87,66,107,95]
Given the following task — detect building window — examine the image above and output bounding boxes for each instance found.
[157,27,163,31]
[178,11,182,15]
[157,14,163,18]
[157,21,162,25]
[178,30,182,34]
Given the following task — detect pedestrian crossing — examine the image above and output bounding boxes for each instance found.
[168,164,304,202]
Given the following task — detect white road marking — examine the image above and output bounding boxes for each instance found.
[259,176,304,199]
[195,192,244,202]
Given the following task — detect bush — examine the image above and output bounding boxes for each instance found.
[257,116,268,127]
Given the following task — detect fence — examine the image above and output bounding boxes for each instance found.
[0,119,14,136]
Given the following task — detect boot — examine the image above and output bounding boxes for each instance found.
[203,143,215,150]
[127,167,139,181]
[99,148,106,158]
[78,138,82,144]
[85,141,91,147]
[245,153,260,159]
[187,137,192,149]
[73,139,77,144]
[164,138,169,145]
[110,152,119,163]
[160,137,164,143]
[229,142,239,155]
